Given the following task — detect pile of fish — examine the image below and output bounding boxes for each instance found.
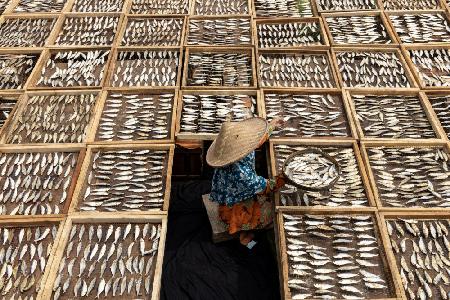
[254,0,313,17]
[129,0,189,14]
[0,225,58,299]
[0,18,56,47]
[316,0,377,11]
[0,151,78,215]
[284,152,339,189]
[79,149,168,212]
[0,54,37,90]
[336,51,411,88]
[275,144,369,207]
[283,213,392,300]
[257,21,323,48]
[122,18,183,46]
[14,0,66,12]
[96,92,173,141]
[367,147,450,208]
[193,0,248,15]
[187,52,253,87]
[180,94,256,134]
[0,0,9,14]
[52,222,161,299]
[352,94,436,139]
[389,13,450,43]
[112,50,178,87]
[408,49,450,88]
[188,18,251,46]
[5,93,97,144]
[0,96,17,129]
[71,0,125,12]
[55,16,119,46]
[386,218,450,300]
[264,93,350,138]
[326,15,392,44]
[259,53,335,88]
[37,50,109,88]
[429,95,450,139]
[382,0,441,9]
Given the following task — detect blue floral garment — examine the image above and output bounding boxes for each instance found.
[209,151,267,206]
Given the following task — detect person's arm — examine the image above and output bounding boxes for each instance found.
[257,175,286,195]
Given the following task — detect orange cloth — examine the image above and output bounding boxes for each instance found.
[219,200,262,235]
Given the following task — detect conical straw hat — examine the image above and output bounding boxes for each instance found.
[206,117,268,167]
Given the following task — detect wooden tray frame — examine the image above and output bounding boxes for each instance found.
[175,89,261,140]
[256,48,341,90]
[68,143,174,214]
[185,15,253,47]
[330,47,419,91]
[268,138,377,209]
[260,88,358,140]
[0,89,103,146]
[190,0,251,16]
[360,140,450,212]
[182,46,258,90]
[423,91,450,141]
[344,89,446,142]
[322,11,398,48]
[253,17,329,50]
[39,213,168,300]
[276,207,403,300]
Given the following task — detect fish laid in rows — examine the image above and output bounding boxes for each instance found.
[52,223,161,299]
[112,50,178,87]
[194,0,248,14]
[254,0,313,17]
[13,0,66,12]
[326,15,391,44]
[386,218,450,299]
[0,0,10,14]
[316,0,377,11]
[71,0,125,12]
[429,95,450,140]
[336,51,411,88]
[0,151,78,215]
[0,54,37,90]
[0,18,56,47]
[79,149,168,212]
[275,144,369,207]
[0,225,58,299]
[188,18,251,46]
[259,53,336,88]
[389,13,450,43]
[0,96,17,129]
[37,50,109,88]
[382,0,441,9]
[408,49,450,88]
[55,16,119,46]
[352,94,436,139]
[129,0,189,14]
[180,94,256,134]
[257,21,322,48]
[264,93,350,138]
[96,92,173,141]
[122,18,183,47]
[367,146,450,208]
[283,213,393,299]
[187,52,253,87]
[5,93,98,144]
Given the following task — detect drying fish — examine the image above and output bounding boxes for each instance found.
[0,18,56,47]
[187,52,253,87]
[316,0,377,11]
[112,50,179,87]
[129,0,189,14]
[408,48,450,88]
[96,92,173,141]
[259,53,335,88]
[254,0,313,17]
[336,51,411,88]
[79,149,168,212]
[122,17,183,46]
[71,0,125,12]
[0,54,37,89]
[264,93,350,138]
[352,94,436,139]
[275,144,369,207]
[188,18,251,46]
[14,0,66,12]
[283,213,392,299]
[389,13,450,43]
[257,21,322,48]
[193,0,248,14]
[429,95,450,140]
[382,0,441,9]
[367,146,450,208]
[0,96,17,129]
[0,0,9,14]
[5,93,98,144]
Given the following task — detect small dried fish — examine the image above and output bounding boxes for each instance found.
[254,0,313,17]
[0,54,37,89]
[409,48,450,88]
[129,0,189,14]
[122,17,183,46]
[316,0,377,11]
[382,0,441,9]
[0,18,56,47]
[188,18,251,46]
[389,13,450,43]
[0,96,17,129]
[14,0,66,12]
[193,0,248,14]
[71,0,125,12]
[429,95,450,140]
[257,21,322,48]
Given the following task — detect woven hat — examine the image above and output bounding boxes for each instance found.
[206,117,268,167]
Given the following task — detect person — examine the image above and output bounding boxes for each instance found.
[206,116,286,248]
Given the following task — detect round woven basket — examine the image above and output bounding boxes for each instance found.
[281,147,341,192]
